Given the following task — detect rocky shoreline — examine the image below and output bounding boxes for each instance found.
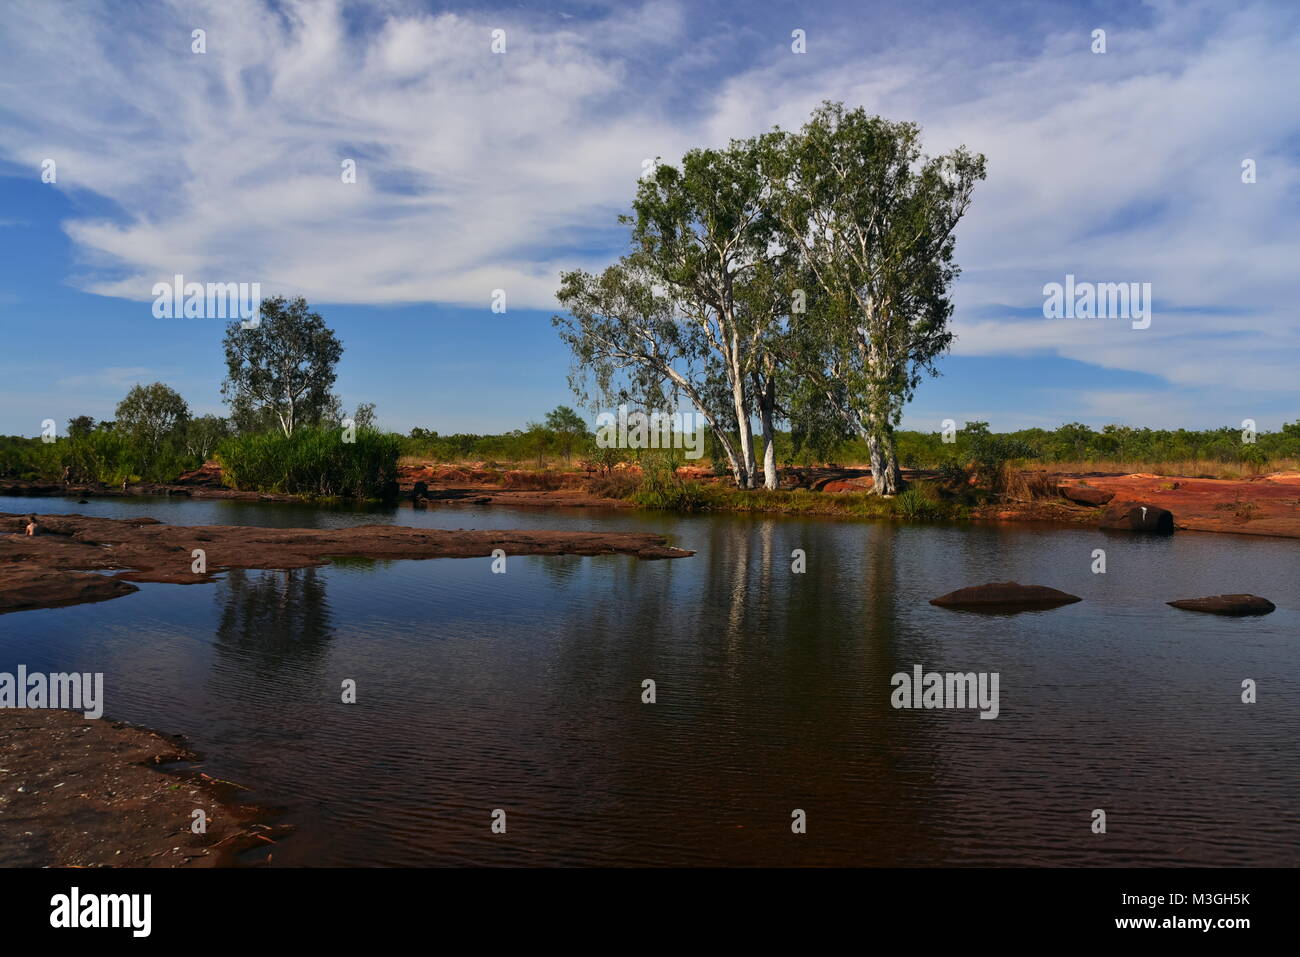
[0,511,694,614]
[6,463,1300,539]
[0,710,284,868]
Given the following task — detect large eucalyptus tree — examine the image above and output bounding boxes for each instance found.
[554,103,983,494]
[765,103,986,495]
[627,142,777,488]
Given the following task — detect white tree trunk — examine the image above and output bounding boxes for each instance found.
[729,348,755,489]
[757,376,778,490]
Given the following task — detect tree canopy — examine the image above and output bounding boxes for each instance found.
[221,296,343,437]
[554,102,986,492]
[115,382,190,458]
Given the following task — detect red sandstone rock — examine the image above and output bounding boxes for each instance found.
[1058,485,1115,506]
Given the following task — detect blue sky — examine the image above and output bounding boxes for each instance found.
[1,0,1298,436]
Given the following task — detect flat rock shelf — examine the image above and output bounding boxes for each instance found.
[0,512,694,613]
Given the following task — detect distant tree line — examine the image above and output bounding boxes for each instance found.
[396,416,1300,474]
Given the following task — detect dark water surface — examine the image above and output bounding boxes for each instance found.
[2,494,1297,866]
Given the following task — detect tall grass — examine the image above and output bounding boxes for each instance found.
[894,486,946,520]
[217,427,400,500]
[629,451,709,510]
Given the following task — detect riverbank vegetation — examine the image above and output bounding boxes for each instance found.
[6,411,1297,506]
[0,384,226,485]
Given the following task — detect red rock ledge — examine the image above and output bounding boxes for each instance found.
[0,512,693,613]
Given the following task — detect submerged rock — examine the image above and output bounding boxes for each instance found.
[1167,594,1276,616]
[0,567,138,614]
[930,581,1082,611]
[1100,501,1174,534]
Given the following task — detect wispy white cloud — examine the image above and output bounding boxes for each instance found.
[1,0,1297,426]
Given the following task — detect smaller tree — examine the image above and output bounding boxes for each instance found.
[522,421,552,467]
[67,415,96,439]
[113,382,191,479]
[115,383,190,454]
[221,297,343,437]
[544,405,589,463]
[352,402,377,430]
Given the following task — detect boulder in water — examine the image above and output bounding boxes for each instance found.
[930,581,1082,611]
[1167,594,1275,616]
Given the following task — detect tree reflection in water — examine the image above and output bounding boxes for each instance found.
[214,566,334,672]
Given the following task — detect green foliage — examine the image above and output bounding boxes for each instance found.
[935,458,967,485]
[0,426,193,485]
[351,402,377,430]
[685,484,968,522]
[216,427,400,500]
[115,382,189,444]
[0,435,61,480]
[63,429,149,485]
[221,296,343,436]
[590,444,624,473]
[961,423,1037,488]
[553,103,986,493]
[0,382,209,484]
[804,419,1300,474]
[67,415,96,439]
[762,103,986,494]
[182,414,232,460]
[1240,442,1268,472]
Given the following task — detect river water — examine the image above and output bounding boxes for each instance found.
[2,493,1296,866]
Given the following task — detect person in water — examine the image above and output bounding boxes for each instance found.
[25,515,40,536]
